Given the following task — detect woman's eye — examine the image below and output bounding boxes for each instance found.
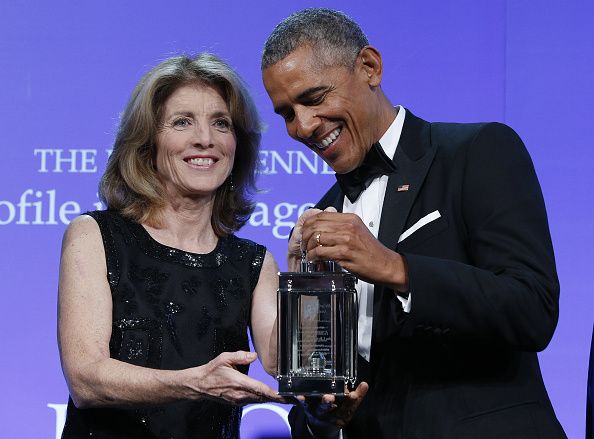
[172,118,192,129]
[214,118,232,131]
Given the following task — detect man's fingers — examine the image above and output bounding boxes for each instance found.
[322,394,336,404]
[297,208,323,227]
[291,208,323,254]
[301,212,360,244]
[326,382,369,423]
[292,209,321,238]
[348,381,369,400]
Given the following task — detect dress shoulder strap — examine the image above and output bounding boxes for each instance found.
[84,210,126,288]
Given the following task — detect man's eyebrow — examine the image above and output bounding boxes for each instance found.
[296,85,329,101]
[273,86,329,115]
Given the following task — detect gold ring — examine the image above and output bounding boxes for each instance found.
[315,232,322,246]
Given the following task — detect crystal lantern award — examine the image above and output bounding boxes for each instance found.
[277,259,358,395]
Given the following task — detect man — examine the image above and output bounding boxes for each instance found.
[261,8,567,439]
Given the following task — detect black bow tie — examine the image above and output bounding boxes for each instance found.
[335,142,396,203]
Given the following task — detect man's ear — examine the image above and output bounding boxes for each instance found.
[357,46,383,87]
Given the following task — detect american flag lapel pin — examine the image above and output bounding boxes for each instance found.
[397,184,410,192]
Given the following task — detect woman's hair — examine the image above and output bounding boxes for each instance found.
[100,53,262,236]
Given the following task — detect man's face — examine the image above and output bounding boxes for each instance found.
[262,45,381,174]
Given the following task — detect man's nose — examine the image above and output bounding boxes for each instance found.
[294,107,320,140]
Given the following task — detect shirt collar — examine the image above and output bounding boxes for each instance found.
[378,105,406,160]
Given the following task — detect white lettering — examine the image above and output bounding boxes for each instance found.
[46,189,58,225]
[247,201,316,239]
[322,160,334,174]
[0,189,81,225]
[33,149,98,173]
[17,189,34,224]
[0,200,16,225]
[55,149,76,173]
[258,150,271,174]
[249,202,271,227]
[47,403,67,439]
[270,151,292,174]
[34,149,53,172]
[257,150,336,175]
[59,201,81,224]
[79,149,98,172]
[293,150,317,174]
[32,190,44,224]
[272,202,297,239]
[1,190,318,236]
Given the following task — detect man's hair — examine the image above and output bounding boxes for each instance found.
[100,53,262,236]
[261,8,369,70]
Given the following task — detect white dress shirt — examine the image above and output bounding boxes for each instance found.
[342,106,410,362]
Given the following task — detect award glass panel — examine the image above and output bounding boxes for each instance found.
[277,261,357,395]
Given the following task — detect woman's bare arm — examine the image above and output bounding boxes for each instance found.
[58,215,281,408]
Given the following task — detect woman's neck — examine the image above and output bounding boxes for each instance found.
[143,195,219,254]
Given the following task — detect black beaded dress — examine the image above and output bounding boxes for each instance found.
[61,210,266,439]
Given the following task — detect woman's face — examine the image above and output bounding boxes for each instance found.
[155,83,236,201]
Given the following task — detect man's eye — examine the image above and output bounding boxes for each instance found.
[172,118,192,129]
[310,95,324,105]
[307,91,328,106]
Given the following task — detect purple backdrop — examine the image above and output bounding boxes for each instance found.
[0,1,592,438]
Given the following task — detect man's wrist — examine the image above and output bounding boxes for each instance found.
[384,251,409,292]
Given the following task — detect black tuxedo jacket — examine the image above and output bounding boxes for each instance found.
[290,111,566,438]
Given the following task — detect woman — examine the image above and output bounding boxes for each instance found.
[58,53,282,438]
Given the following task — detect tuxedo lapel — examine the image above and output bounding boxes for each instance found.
[314,183,344,212]
[377,111,436,251]
[372,111,436,347]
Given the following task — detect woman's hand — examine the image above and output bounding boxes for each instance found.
[188,351,284,405]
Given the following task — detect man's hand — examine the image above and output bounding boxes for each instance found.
[288,207,337,271]
[297,382,369,436]
[301,211,408,291]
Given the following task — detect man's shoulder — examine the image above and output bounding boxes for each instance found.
[403,110,519,158]
[427,120,524,162]
[430,119,518,144]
